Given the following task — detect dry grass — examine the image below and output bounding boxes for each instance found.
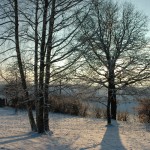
[8,94,130,122]
[117,111,129,121]
[136,99,150,123]
[49,95,89,117]
[49,95,130,121]
[94,107,107,119]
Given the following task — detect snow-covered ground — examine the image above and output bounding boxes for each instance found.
[0,107,150,150]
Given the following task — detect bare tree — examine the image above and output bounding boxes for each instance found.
[19,0,88,133]
[14,0,37,131]
[0,0,89,133]
[37,0,89,133]
[34,0,39,126]
[44,0,56,132]
[73,0,150,124]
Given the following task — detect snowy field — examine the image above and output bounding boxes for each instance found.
[0,107,150,150]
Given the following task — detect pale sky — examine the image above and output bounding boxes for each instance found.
[120,0,150,36]
[122,0,150,16]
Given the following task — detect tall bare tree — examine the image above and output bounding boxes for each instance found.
[34,0,39,125]
[73,0,150,124]
[14,0,37,131]
[44,0,56,132]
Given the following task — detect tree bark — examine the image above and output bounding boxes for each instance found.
[44,0,56,132]
[37,0,48,133]
[110,87,117,120]
[34,0,39,128]
[14,0,37,131]
[108,68,117,120]
[107,95,111,124]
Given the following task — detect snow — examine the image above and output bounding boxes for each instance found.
[0,107,150,150]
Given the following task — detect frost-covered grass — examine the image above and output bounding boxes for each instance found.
[0,107,150,150]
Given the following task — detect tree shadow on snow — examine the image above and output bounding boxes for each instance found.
[80,120,126,150]
[100,121,126,150]
[0,132,72,150]
[0,132,40,145]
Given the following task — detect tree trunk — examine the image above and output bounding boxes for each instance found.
[27,104,37,131]
[108,86,117,120]
[108,69,117,120]
[44,0,56,132]
[110,86,117,120]
[14,0,37,131]
[34,0,39,128]
[107,95,111,124]
[37,0,48,133]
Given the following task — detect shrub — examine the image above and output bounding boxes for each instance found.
[94,108,107,119]
[94,108,128,121]
[48,95,88,117]
[117,111,129,121]
[8,97,35,110]
[137,99,150,123]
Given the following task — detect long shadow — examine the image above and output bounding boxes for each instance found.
[100,121,126,150]
[0,132,40,145]
[0,132,72,150]
[80,121,126,150]
[0,107,78,149]
[0,133,32,140]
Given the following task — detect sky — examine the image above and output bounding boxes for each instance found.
[121,0,150,35]
[123,0,150,17]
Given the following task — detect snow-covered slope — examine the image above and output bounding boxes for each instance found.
[0,107,150,150]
